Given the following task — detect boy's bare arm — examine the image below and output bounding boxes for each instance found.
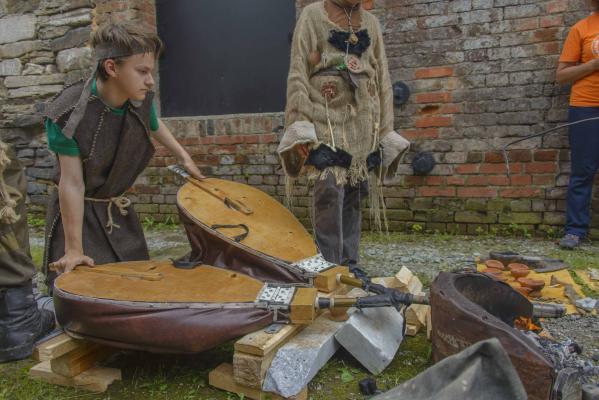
[49,154,94,273]
[152,119,205,180]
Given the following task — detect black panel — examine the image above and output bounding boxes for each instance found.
[156,0,296,117]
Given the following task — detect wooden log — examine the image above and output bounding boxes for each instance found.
[50,342,115,378]
[405,323,419,336]
[30,361,121,393]
[210,363,307,400]
[406,304,430,329]
[394,267,414,290]
[426,307,432,340]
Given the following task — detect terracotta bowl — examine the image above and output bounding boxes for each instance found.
[517,278,545,291]
[483,269,505,281]
[485,260,505,270]
[511,268,530,278]
[508,263,529,272]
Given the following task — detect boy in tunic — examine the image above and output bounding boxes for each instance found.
[43,22,204,280]
[278,0,409,266]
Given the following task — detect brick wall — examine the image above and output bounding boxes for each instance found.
[3,0,598,237]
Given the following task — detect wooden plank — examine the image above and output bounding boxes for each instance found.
[210,363,307,400]
[34,333,84,362]
[290,288,318,325]
[235,324,304,357]
[407,276,423,295]
[50,342,115,377]
[426,307,432,340]
[30,361,121,393]
[314,266,349,293]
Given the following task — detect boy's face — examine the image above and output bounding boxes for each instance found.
[112,52,156,101]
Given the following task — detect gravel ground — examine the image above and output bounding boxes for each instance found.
[31,230,599,384]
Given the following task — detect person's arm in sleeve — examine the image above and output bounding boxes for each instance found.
[556,25,599,84]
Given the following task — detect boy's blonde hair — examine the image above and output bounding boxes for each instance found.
[90,22,164,80]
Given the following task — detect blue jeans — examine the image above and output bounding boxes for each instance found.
[565,106,599,238]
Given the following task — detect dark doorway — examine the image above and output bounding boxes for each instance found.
[156,0,296,117]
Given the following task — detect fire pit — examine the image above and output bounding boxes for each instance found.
[430,272,555,400]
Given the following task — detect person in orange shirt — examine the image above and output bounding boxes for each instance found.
[556,0,599,249]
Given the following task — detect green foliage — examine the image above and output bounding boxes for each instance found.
[410,223,423,234]
[142,215,178,231]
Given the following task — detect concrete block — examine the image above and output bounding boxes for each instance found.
[262,315,343,398]
[335,306,404,375]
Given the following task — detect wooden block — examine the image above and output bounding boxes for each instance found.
[235,324,304,357]
[395,266,413,290]
[372,276,400,289]
[405,323,419,337]
[426,307,432,340]
[290,288,318,325]
[406,304,430,329]
[407,276,423,295]
[30,361,121,393]
[314,266,350,293]
[210,363,307,400]
[233,349,279,389]
[50,342,115,377]
[34,333,84,362]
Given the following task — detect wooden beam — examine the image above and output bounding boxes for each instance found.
[33,333,84,362]
[314,266,349,293]
[30,361,121,393]
[50,342,115,378]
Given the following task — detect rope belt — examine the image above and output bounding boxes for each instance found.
[84,195,131,234]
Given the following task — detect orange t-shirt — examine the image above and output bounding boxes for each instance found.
[560,12,599,107]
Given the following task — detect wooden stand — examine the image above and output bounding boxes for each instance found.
[29,333,121,393]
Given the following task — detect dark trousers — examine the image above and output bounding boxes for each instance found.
[565,106,599,238]
[313,174,367,266]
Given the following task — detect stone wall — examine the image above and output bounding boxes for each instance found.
[2,0,598,237]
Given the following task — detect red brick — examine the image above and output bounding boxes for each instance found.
[508,149,532,162]
[425,176,445,186]
[415,116,453,128]
[260,133,278,144]
[533,175,555,185]
[214,135,244,145]
[415,67,454,79]
[405,176,425,186]
[540,15,563,27]
[479,163,507,174]
[534,149,558,161]
[525,162,557,174]
[415,92,452,104]
[419,187,455,197]
[455,164,479,174]
[466,176,488,186]
[510,175,532,186]
[457,187,497,198]
[537,42,560,55]
[243,135,261,144]
[547,0,567,14]
[199,136,215,145]
[211,145,238,154]
[488,175,510,186]
[401,128,439,140]
[500,188,542,198]
[533,28,559,43]
[447,176,465,185]
[484,151,504,163]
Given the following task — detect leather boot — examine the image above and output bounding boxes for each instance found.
[0,281,55,363]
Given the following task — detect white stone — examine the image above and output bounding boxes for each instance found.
[8,85,63,98]
[0,58,22,76]
[0,40,41,58]
[43,8,91,27]
[45,64,58,74]
[0,14,36,44]
[335,306,405,375]
[263,315,343,398]
[56,47,91,72]
[4,74,65,88]
[22,63,45,75]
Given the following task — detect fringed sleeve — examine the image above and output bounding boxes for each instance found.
[279,9,319,177]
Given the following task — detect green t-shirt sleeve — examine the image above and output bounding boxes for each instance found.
[150,103,159,131]
[45,119,80,156]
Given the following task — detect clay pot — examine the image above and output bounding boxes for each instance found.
[485,260,505,270]
[517,278,545,291]
[508,263,529,272]
[511,268,530,278]
[483,268,505,281]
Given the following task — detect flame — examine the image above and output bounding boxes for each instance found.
[514,316,541,332]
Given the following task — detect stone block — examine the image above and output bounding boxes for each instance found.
[22,63,45,75]
[0,59,22,76]
[8,85,63,98]
[0,40,42,59]
[56,47,91,73]
[4,74,65,88]
[335,306,405,375]
[262,315,343,398]
[0,14,36,44]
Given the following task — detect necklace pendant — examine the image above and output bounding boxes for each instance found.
[349,32,359,45]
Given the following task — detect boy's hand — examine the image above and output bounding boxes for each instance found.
[181,157,206,180]
[49,251,95,274]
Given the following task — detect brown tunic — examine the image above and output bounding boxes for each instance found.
[42,81,155,283]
